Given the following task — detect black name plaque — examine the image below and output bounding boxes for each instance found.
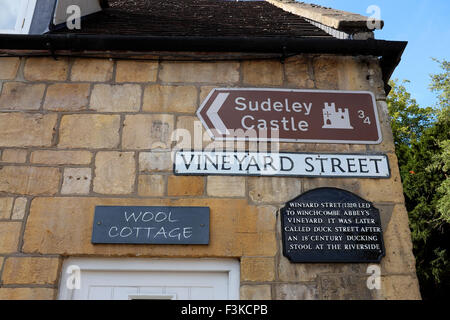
[281,188,385,263]
[92,206,209,244]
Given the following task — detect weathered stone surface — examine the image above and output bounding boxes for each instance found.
[241,257,275,282]
[143,85,197,113]
[2,257,60,285]
[319,275,375,300]
[285,56,315,88]
[313,56,339,89]
[90,84,141,112]
[0,222,22,253]
[237,205,277,233]
[242,60,283,86]
[0,113,57,147]
[0,166,60,195]
[0,288,55,300]
[367,101,396,153]
[58,114,120,149]
[248,177,301,204]
[174,115,207,150]
[138,175,166,197]
[71,58,114,82]
[0,57,20,80]
[1,149,27,163]
[122,114,175,150]
[116,60,158,83]
[207,176,246,197]
[30,150,92,165]
[43,83,90,111]
[239,232,277,256]
[139,151,172,172]
[0,82,45,110]
[381,204,417,274]
[24,57,68,81]
[358,153,405,203]
[61,168,92,195]
[94,152,136,195]
[240,285,272,300]
[277,255,367,282]
[302,177,361,196]
[380,275,421,300]
[0,197,14,219]
[200,86,216,103]
[168,176,204,196]
[11,197,27,220]
[22,197,254,257]
[159,61,239,83]
[274,283,318,300]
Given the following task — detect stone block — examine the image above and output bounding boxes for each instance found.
[0,166,61,195]
[122,114,175,150]
[248,177,301,204]
[70,58,113,82]
[159,61,239,83]
[2,257,60,285]
[241,257,275,282]
[30,150,92,165]
[380,204,417,274]
[319,275,375,300]
[0,82,45,110]
[380,275,421,300]
[116,60,158,83]
[1,149,27,163]
[168,176,204,196]
[313,56,339,89]
[139,151,172,172]
[61,168,92,195]
[24,57,68,81]
[143,84,197,113]
[138,175,166,197]
[0,57,20,80]
[0,197,14,219]
[58,114,120,149]
[240,285,271,300]
[237,205,277,233]
[242,60,283,86]
[43,83,90,111]
[0,113,57,147]
[90,84,141,112]
[239,232,277,257]
[284,56,315,88]
[0,222,22,253]
[93,152,136,195]
[274,283,318,300]
[0,288,55,300]
[11,197,27,220]
[207,176,246,197]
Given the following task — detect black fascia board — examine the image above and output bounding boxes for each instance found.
[0,34,407,92]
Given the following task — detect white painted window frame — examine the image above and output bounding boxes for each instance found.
[58,258,240,300]
[0,0,37,34]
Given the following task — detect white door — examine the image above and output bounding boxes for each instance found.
[59,258,240,300]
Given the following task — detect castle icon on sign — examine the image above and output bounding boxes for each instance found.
[322,103,354,129]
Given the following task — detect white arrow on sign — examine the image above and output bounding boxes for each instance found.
[206,92,230,135]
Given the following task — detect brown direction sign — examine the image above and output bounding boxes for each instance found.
[197,88,382,144]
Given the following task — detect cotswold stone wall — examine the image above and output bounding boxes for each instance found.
[0,55,420,300]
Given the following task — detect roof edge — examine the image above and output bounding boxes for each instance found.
[266,0,384,35]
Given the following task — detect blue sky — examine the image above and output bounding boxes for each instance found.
[301,0,450,108]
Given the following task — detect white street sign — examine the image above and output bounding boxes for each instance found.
[174,151,390,178]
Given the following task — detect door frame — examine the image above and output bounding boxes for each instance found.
[58,257,240,300]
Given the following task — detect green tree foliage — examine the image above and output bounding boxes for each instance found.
[387,59,449,300]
